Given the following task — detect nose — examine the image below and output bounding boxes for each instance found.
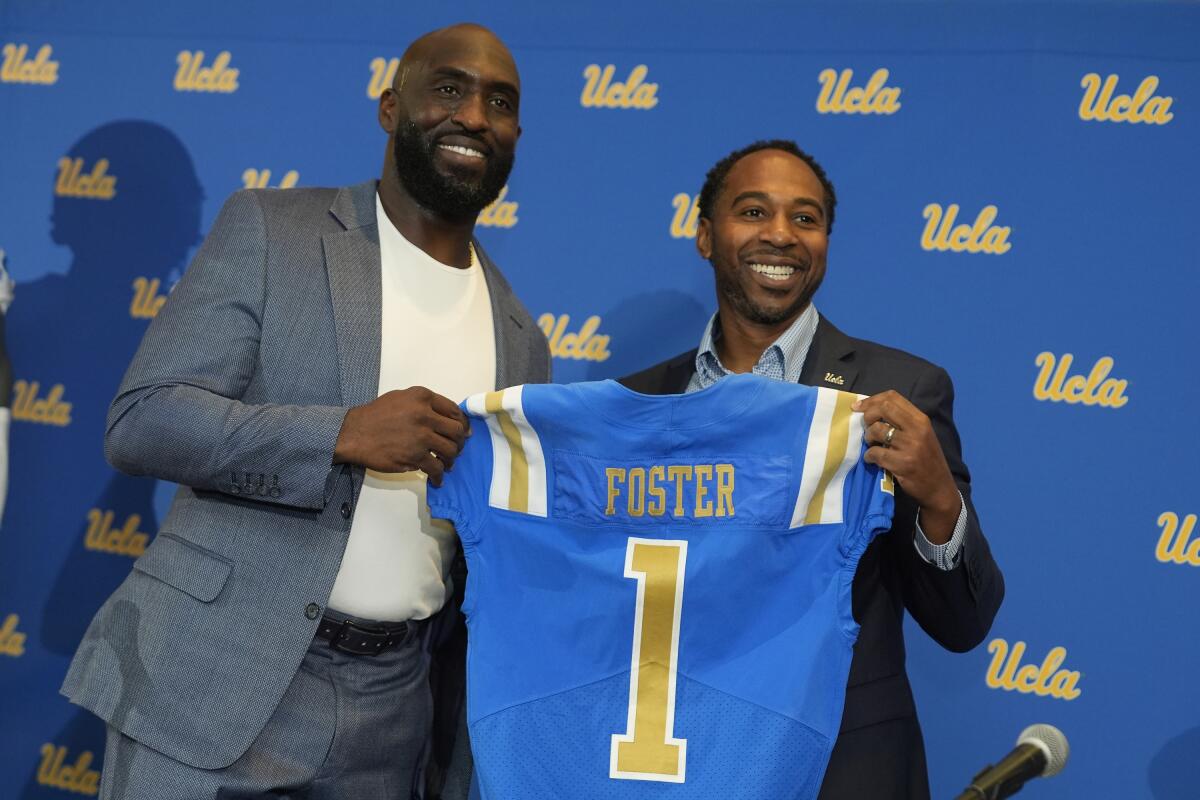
[450,91,489,132]
[759,211,798,248]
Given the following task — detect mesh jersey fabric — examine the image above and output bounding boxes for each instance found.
[427,373,895,799]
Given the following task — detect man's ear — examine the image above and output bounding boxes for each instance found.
[696,217,713,259]
[378,88,398,133]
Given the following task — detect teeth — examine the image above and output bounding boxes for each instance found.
[439,144,485,159]
[749,263,796,280]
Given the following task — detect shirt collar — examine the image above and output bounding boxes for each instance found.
[690,304,820,392]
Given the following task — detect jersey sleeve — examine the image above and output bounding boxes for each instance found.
[785,386,895,642]
[840,423,896,554]
[426,384,551,544]
[425,394,496,544]
[788,386,894,548]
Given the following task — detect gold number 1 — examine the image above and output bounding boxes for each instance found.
[610,538,688,782]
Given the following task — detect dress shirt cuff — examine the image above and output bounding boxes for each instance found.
[912,491,967,571]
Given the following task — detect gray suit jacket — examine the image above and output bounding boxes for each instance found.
[61,181,550,771]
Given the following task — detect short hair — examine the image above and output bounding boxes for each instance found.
[697,139,837,234]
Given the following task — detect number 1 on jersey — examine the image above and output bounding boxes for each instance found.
[610,538,688,782]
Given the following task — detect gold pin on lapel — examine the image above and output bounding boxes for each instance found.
[824,372,845,386]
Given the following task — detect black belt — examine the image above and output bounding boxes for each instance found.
[316,616,415,656]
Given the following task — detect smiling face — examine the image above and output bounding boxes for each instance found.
[697,149,830,330]
[381,26,521,222]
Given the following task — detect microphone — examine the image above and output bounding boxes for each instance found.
[954,724,1069,800]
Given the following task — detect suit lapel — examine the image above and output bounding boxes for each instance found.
[473,242,525,390]
[664,351,697,394]
[323,182,381,408]
[799,315,860,392]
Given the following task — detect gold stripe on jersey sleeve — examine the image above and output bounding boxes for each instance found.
[881,470,895,495]
[803,390,856,525]
[485,390,530,513]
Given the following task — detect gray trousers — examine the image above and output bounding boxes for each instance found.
[99,614,433,799]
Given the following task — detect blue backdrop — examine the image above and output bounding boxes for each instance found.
[2,1,1197,797]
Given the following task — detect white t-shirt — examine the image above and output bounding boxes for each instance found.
[326,195,496,621]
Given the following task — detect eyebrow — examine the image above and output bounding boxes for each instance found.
[729,191,824,213]
[428,65,520,99]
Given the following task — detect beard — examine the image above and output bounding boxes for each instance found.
[713,262,817,326]
[392,120,514,222]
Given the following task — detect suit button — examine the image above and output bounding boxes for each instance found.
[305,603,321,620]
[340,502,351,519]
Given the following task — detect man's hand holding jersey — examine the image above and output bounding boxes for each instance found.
[854,390,960,544]
[333,386,470,486]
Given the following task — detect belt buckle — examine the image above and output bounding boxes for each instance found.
[330,619,391,656]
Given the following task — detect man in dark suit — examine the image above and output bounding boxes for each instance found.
[620,140,1004,800]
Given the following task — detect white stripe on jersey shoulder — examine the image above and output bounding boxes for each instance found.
[465,385,548,517]
[790,386,866,528]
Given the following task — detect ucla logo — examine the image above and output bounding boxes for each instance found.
[1156,512,1199,567]
[12,380,72,426]
[477,185,518,228]
[368,56,400,99]
[1,43,59,85]
[581,64,658,110]
[921,204,1011,254]
[1033,352,1128,408]
[823,372,845,386]
[85,509,150,558]
[37,744,100,796]
[1079,73,1173,125]
[130,277,168,319]
[242,168,299,189]
[538,313,612,362]
[816,68,900,115]
[0,613,26,657]
[670,193,699,239]
[175,50,239,93]
[986,638,1081,701]
[55,157,116,200]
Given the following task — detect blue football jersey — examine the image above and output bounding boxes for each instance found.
[427,374,894,799]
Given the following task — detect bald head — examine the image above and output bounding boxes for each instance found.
[395,23,519,94]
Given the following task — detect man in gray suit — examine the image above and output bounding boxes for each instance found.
[62,23,549,799]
